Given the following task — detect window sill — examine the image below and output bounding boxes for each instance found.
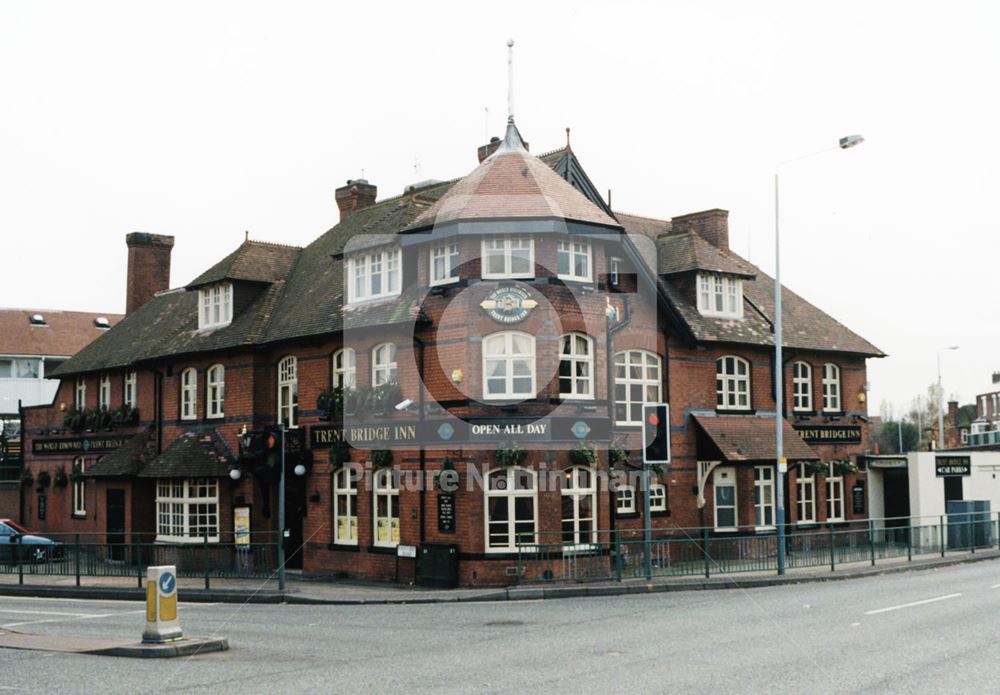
[713,527,739,534]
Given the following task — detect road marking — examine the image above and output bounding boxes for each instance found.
[1,608,144,629]
[864,593,962,615]
[0,609,96,617]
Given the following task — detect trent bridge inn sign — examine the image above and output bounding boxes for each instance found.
[479,285,538,324]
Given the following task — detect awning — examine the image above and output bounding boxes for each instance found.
[693,414,819,462]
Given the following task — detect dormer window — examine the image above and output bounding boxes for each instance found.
[347,247,401,304]
[198,283,233,330]
[697,273,743,319]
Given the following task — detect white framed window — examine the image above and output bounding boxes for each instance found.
[75,377,86,411]
[561,466,597,544]
[826,466,844,521]
[206,364,225,419]
[332,348,356,389]
[180,368,197,420]
[156,479,219,542]
[649,484,667,512]
[557,240,592,282]
[754,465,775,529]
[72,457,86,517]
[198,283,233,330]
[123,371,137,409]
[485,466,537,552]
[0,358,41,380]
[559,333,594,400]
[961,429,969,444]
[483,332,535,400]
[332,467,358,545]
[99,374,111,410]
[713,466,737,531]
[822,363,841,412]
[278,356,298,428]
[373,467,399,547]
[796,464,816,524]
[697,273,743,319]
[792,362,812,412]
[616,485,636,514]
[371,343,397,386]
[717,356,750,410]
[481,236,534,279]
[614,350,662,425]
[430,241,460,286]
[609,257,622,286]
[347,247,401,303]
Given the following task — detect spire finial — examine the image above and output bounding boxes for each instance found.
[566,127,571,150]
[507,38,515,124]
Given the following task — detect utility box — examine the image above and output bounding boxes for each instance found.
[418,543,459,588]
[946,500,992,550]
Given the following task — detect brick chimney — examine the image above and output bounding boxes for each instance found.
[125,232,174,314]
[335,179,377,220]
[992,371,1000,384]
[671,209,730,251]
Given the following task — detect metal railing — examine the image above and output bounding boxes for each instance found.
[516,513,1000,584]
[0,531,280,589]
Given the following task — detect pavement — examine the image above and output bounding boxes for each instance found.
[1,548,998,605]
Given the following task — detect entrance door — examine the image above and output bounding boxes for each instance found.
[882,469,910,546]
[107,489,126,561]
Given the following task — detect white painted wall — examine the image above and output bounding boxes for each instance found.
[907,451,1000,521]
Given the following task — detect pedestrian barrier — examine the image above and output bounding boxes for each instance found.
[516,512,1000,584]
[0,531,280,589]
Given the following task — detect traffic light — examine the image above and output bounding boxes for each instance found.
[642,403,671,465]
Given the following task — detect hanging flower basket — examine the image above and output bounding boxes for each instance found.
[328,440,351,467]
[35,469,51,490]
[20,470,34,488]
[495,442,527,467]
[371,449,393,469]
[569,442,598,467]
[53,467,69,489]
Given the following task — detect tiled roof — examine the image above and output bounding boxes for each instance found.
[0,309,123,357]
[188,240,301,288]
[137,430,233,478]
[84,428,155,477]
[657,232,757,278]
[615,211,671,239]
[693,414,818,461]
[405,124,619,231]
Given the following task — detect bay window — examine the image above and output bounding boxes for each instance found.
[156,479,219,542]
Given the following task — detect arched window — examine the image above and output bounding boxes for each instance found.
[99,374,111,410]
[371,344,397,386]
[373,467,399,547]
[822,363,841,412]
[792,362,812,412]
[332,467,358,545]
[180,368,197,420]
[123,371,137,409]
[485,467,537,551]
[278,356,298,428]
[75,377,86,411]
[72,457,86,517]
[332,348,356,389]
[716,356,750,410]
[206,364,225,419]
[561,466,597,544]
[613,350,661,425]
[559,333,594,399]
[483,332,536,400]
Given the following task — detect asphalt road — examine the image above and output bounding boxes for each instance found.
[2,560,1000,695]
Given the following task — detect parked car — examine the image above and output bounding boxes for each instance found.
[0,518,63,563]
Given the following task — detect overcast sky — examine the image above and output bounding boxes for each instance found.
[1,1,997,415]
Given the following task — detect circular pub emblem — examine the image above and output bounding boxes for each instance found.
[480,286,538,324]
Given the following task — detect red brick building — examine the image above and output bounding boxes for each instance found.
[20,119,883,586]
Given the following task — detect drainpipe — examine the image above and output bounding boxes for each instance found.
[18,399,24,525]
[607,297,632,531]
[413,336,427,545]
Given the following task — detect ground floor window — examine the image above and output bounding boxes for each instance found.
[754,465,775,529]
[156,479,219,542]
[649,483,667,512]
[333,467,358,545]
[485,467,536,551]
[796,464,816,524]
[373,468,399,547]
[713,467,737,530]
[616,485,636,514]
[826,468,844,521]
[72,457,86,517]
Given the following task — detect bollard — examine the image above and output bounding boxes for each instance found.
[939,515,945,557]
[75,534,80,587]
[142,565,183,644]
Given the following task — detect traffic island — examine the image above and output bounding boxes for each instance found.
[0,628,228,658]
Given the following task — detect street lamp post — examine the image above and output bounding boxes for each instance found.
[774,134,864,576]
[937,346,960,449]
